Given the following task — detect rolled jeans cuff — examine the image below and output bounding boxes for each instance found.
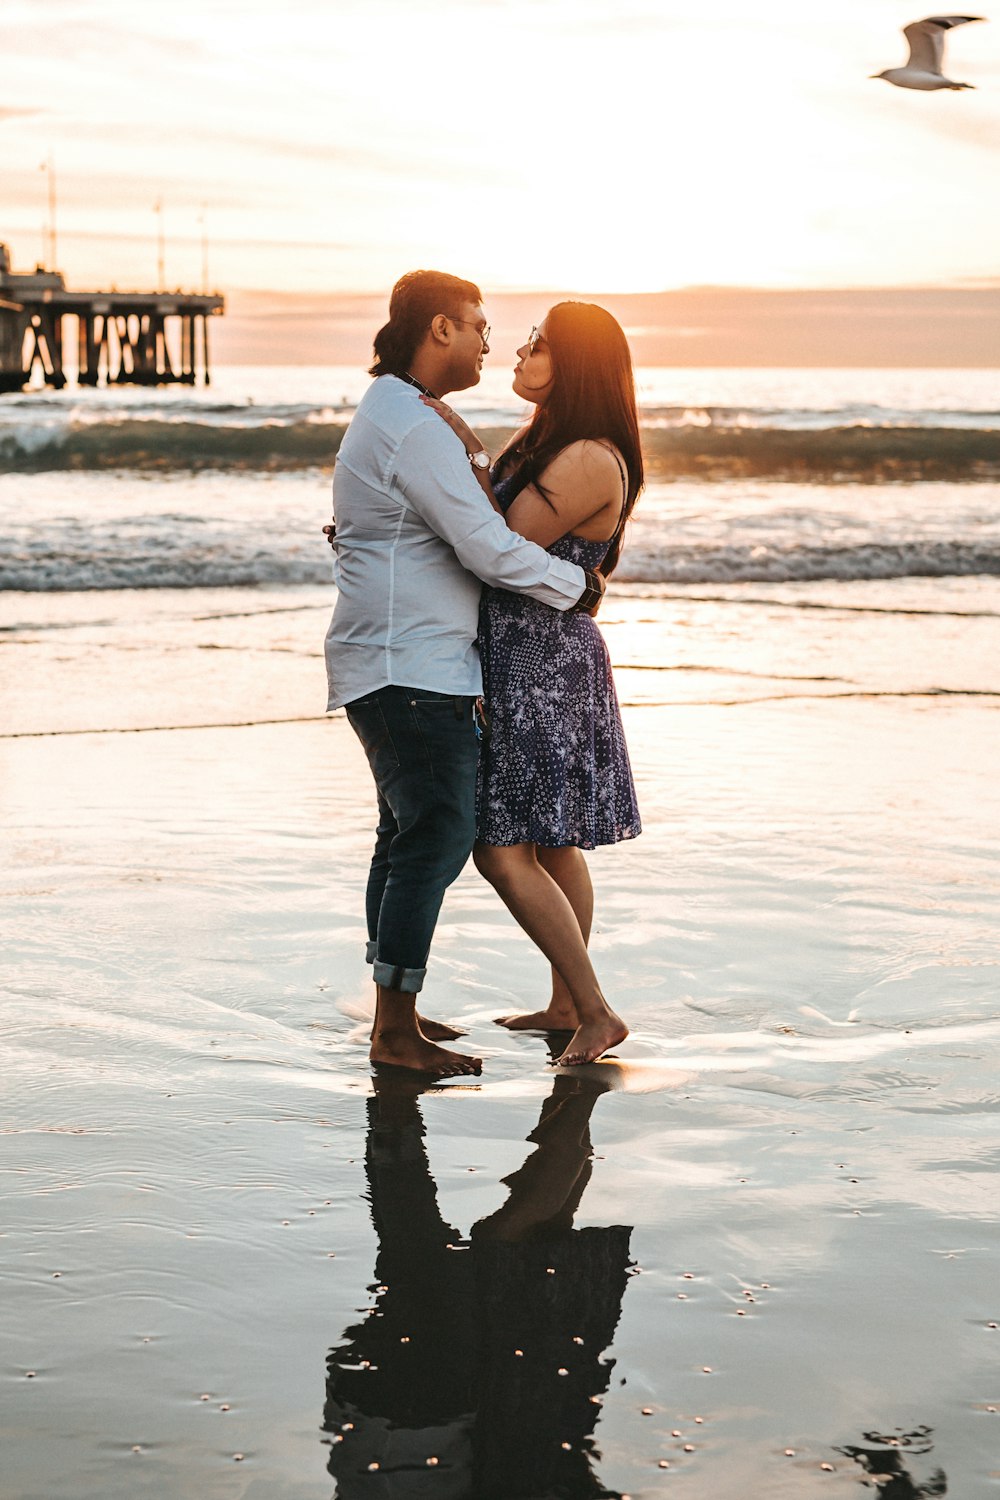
[372,959,427,994]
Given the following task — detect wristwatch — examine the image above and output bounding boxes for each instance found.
[571,569,604,613]
[468,450,491,469]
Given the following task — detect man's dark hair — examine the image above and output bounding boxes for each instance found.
[369,269,482,378]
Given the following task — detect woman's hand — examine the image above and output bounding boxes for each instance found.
[420,394,503,515]
[420,395,483,457]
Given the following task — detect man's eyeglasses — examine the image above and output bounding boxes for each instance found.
[449,318,491,347]
[527,326,546,353]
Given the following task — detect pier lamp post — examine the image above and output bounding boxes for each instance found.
[199,205,209,295]
[38,156,57,269]
[154,199,165,289]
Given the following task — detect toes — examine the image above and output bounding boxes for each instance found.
[448,1055,482,1076]
[369,1047,482,1077]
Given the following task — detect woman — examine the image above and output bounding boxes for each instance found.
[422,301,643,1067]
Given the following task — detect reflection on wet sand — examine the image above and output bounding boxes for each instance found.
[837,1427,947,1497]
[324,1066,633,1498]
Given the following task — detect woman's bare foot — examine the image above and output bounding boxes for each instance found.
[554,1015,628,1067]
[495,1004,580,1032]
[370,1029,482,1076]
[417,1015,466,1041]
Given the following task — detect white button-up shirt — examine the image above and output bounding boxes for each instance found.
[324,375,585,710]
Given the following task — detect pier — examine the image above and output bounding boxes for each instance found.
[0,243,224,393]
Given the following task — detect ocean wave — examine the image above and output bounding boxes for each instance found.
[639,426,1000,481]
[641,404,1000,432]
[0,418,348,472]
[2,417,999,480]
[618,540,1000,585]
[3,536,997,593]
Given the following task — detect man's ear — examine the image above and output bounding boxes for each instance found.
[428,313,451,346]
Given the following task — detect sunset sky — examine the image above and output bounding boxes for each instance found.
[3,0,999,296]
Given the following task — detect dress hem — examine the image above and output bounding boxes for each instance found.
[475,824,642,852]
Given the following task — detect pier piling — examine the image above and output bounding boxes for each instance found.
[0,243,224,393]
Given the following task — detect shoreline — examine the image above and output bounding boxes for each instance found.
[3,396,999,1492]
[4,653,999,1493]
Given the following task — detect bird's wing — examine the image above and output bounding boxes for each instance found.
[903,15,984,73]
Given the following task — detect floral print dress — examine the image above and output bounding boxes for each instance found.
[476,473,642,850]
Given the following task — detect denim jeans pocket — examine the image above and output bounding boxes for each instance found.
[346,699,397,767]
[407,696,478,788]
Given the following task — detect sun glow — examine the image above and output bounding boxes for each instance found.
[2,0,998,293]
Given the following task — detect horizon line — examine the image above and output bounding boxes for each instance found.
[225,280,1000,300]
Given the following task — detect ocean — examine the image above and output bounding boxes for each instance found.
[3,367,999,1498]
[1,365,999,594]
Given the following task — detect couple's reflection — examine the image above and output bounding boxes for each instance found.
[838,1428,947,1497]
[324,1064,633,1499]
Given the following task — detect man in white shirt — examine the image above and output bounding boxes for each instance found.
[325,270,603,1075]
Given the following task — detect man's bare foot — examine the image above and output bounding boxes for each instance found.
[417,1015,466,1041]
[495,1005,579,1032]
[368,1015,465,1043]
[554,1015,628,1067]
[371,1030,482,1076]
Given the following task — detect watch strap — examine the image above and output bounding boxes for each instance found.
[571,568,604,613]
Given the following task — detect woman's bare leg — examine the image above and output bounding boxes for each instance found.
[473,1072,609,1241]
[537,846,593,1023]
[476,841,626,1064]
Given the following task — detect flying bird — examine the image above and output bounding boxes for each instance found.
[872,14,985,89]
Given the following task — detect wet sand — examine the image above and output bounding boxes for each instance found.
[3,582,1000,1498]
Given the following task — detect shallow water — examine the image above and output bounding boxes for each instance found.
[4,468,1000,592]
[3,571,999,1497]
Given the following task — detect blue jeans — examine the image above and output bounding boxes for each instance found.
[345,686,479,994]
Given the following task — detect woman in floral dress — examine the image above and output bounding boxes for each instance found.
[422,302,643,1065]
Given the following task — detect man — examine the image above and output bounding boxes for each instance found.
[325,270,604,1076]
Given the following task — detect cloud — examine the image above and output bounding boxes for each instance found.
[866,85,1000,155]
[45,226,356,253]
[0,8,214,66]
[3,0,999,293]
[908,105,1000,154]
[51,118,460,182]
[2,163,252,215]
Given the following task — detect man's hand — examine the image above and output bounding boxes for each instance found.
[322,522,336,549]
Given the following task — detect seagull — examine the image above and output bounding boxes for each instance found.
[872,14,985,89]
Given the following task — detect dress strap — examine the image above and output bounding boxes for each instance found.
[601,443,630,543]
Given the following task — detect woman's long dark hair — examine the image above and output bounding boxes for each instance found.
[495,301,643,576]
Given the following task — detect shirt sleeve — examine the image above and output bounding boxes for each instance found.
[393,417,586,610]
